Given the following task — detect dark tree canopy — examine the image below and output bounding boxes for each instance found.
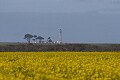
[24,34,33,43]
[36,36,44,43]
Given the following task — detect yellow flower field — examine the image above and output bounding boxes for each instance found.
[0,52,120,80]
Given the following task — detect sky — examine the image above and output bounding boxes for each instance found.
[0,0,120,43]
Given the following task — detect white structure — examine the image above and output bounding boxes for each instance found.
[57,29,62,44]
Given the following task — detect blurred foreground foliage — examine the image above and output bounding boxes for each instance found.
[0,52,120,80]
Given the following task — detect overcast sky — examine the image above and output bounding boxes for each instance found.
[0,0,120,43]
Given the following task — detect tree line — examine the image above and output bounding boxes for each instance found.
[24,34,52,43]
[0,44,120,52]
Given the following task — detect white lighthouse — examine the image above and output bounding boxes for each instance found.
[58,29,62,44]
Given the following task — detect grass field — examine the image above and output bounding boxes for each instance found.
[0,52,120,80]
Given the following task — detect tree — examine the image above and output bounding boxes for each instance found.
[32,39,36,43]
[33,35,37,43]
[33,35,37,38]
[36,36,44,43]
[47,37,52,43]
[24,34,33,43]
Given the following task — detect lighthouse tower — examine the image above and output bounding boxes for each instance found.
[59,29,62,44]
